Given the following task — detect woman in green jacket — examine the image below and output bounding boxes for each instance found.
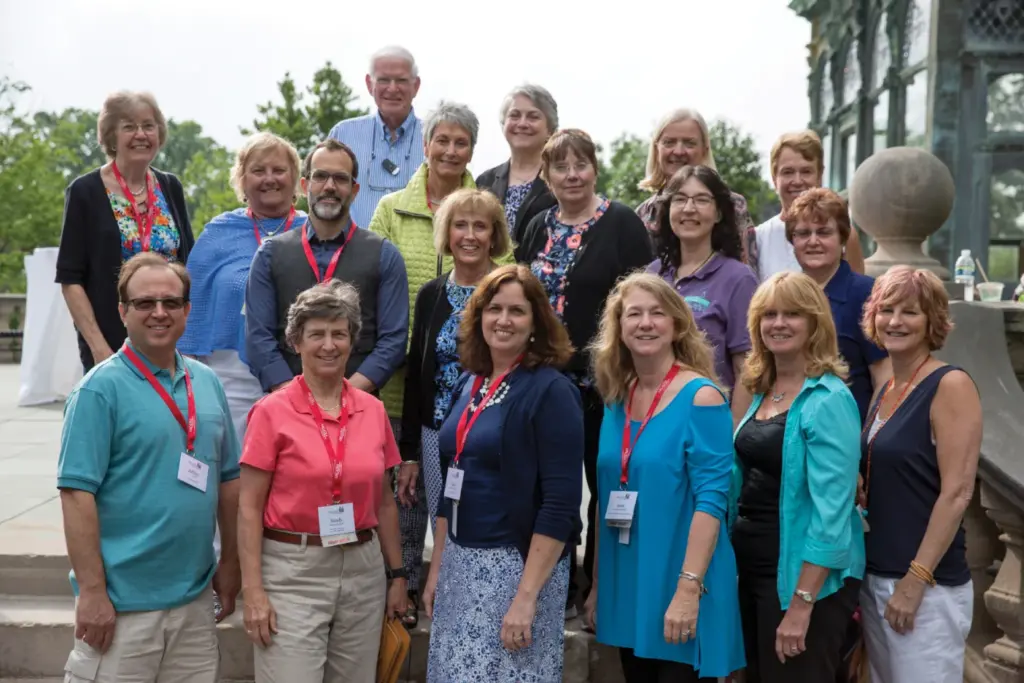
[367,101,479,626]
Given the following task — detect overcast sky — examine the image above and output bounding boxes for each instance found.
[1,0,812,175]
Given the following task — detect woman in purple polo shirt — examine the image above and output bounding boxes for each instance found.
[647,165,757,423]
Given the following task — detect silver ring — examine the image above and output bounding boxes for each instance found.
[684,628,691,636]
[518,633,526,642]
[790,647,798,653]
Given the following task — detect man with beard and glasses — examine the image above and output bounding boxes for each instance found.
[244,139,409,396]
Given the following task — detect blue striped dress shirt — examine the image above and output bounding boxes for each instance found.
[328,109,425,229]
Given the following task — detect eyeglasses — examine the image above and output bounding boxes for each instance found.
[373,77,412,88]
[670,194,715,209]
[792,227,838,240]
[124,297,188,312]
[309,171,353,187]
[120,122,158,135]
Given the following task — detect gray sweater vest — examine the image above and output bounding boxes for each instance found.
[268,227,383,378]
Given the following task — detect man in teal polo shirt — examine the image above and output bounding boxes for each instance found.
[57,252,241,683]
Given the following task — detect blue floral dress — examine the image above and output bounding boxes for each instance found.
[503,181,533,231]
[432,277,476,427]
[107,184,180,262]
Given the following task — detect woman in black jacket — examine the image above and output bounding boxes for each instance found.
[475,84,558,245]
[515,128,653,613]
[398,188,511,623]
[56,91,194,372]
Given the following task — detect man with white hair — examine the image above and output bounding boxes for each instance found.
[329,46,424,230]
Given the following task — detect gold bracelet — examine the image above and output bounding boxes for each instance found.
[909,561,936,587]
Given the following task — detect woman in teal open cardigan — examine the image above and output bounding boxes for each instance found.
[730,271,865,683]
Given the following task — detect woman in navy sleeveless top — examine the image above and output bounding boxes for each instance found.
[858,266,982,683]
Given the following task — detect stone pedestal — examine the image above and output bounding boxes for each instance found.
[848,147,955,279]
[981,482,1024,683]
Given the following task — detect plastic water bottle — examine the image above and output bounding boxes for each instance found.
[954,249,976,301]
[1014,275,1024,303]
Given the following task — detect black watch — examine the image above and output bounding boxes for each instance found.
[386,566,409,581]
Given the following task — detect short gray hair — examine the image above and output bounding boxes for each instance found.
[424,101,479,149]
[499,84,559,133]
[285,281,362,349]
[369,45,418,79]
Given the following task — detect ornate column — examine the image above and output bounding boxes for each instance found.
[848,146,955,278]
[981,481,1024,683]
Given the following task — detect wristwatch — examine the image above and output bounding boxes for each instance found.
[794,589,815,605]
[385,566,409,581]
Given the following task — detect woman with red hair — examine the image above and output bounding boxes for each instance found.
[858,266,981,683]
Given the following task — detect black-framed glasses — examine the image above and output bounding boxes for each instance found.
[124,297,188,312]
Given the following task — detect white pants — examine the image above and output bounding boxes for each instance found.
[63,587,218,683]
[860,573,972,683]
[200,349,263,561]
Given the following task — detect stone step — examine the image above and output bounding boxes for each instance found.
[0,553,71,598]
[0,594,622,682]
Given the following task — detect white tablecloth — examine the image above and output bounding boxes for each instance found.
[18,247,82,406]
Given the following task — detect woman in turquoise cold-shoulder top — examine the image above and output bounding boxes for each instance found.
[584,272,744,682]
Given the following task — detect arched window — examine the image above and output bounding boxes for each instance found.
[903,0,932,68]
[987,73,1024,134]
[842,42,861,106]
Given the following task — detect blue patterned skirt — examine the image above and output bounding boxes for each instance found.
[427,539,570,682]
[421,427,442,532]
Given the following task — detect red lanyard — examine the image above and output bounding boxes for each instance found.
[301,221,357,283]
[111,162,157,252]
[620,364,681,486]
[296,376,350,503]
[248,207,297,246]
[122,344,196,453]
[454,357,522,467]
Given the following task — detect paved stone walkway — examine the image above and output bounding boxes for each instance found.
[0,364,66,561]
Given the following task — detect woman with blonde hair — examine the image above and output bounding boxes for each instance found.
[858,266,979,683]
[583,272,744,681]
[731,271,865,683]
[635,109,753,252]
[181,132,305,439]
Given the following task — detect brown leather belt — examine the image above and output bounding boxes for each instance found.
[263,527,375,547]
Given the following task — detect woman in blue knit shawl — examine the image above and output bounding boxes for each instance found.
[180,132,306,440]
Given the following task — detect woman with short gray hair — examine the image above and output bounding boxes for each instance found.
[368,99,482,628]
[56,90,194,372]
[477,84,559,244]
[239,279,408,683]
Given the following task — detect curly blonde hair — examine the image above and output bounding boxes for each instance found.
[590,273,720,405]
[742,271,848,395]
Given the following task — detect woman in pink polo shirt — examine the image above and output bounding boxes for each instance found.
[238,280,406,683]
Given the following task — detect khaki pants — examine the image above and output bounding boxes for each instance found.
[63,586,218,683]
[255,535,386,683]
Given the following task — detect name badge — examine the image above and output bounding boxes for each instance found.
[177,453,209,492]
[605,490,638,528]
[444,468,465,501]
[318,503,358,547]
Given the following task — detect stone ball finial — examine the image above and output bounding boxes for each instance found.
[849,147,955,278]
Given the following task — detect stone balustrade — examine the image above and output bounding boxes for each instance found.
[939,303,1024,683]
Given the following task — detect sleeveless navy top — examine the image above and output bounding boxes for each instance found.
[861,365,970,586]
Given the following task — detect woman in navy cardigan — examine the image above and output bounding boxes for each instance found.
[422,264,583,682]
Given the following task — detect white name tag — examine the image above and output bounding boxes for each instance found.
[318,503,357,547]
[606,490,638,527]
[177,453,209,492]
[444,468,465,501]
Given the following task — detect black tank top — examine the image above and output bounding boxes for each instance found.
[861,365,970,585]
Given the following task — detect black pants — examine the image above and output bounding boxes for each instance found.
[738,568,860,683]
[567,387,604,606]
[619,648,716,683]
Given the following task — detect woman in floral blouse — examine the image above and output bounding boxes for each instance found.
[57,91,193,372]
[635,109,754,262]
[399,188,512,623]
[515,128,653,612]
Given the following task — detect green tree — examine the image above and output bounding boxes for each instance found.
[0,80,69,292]
[598,133,648,209]
[707,119,774,223]
[157,119,221,177]
[244,62,367,159]
[181,146,238,234]
[32,108,104,180]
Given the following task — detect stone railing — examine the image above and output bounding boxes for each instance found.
[937,302,1024,683]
